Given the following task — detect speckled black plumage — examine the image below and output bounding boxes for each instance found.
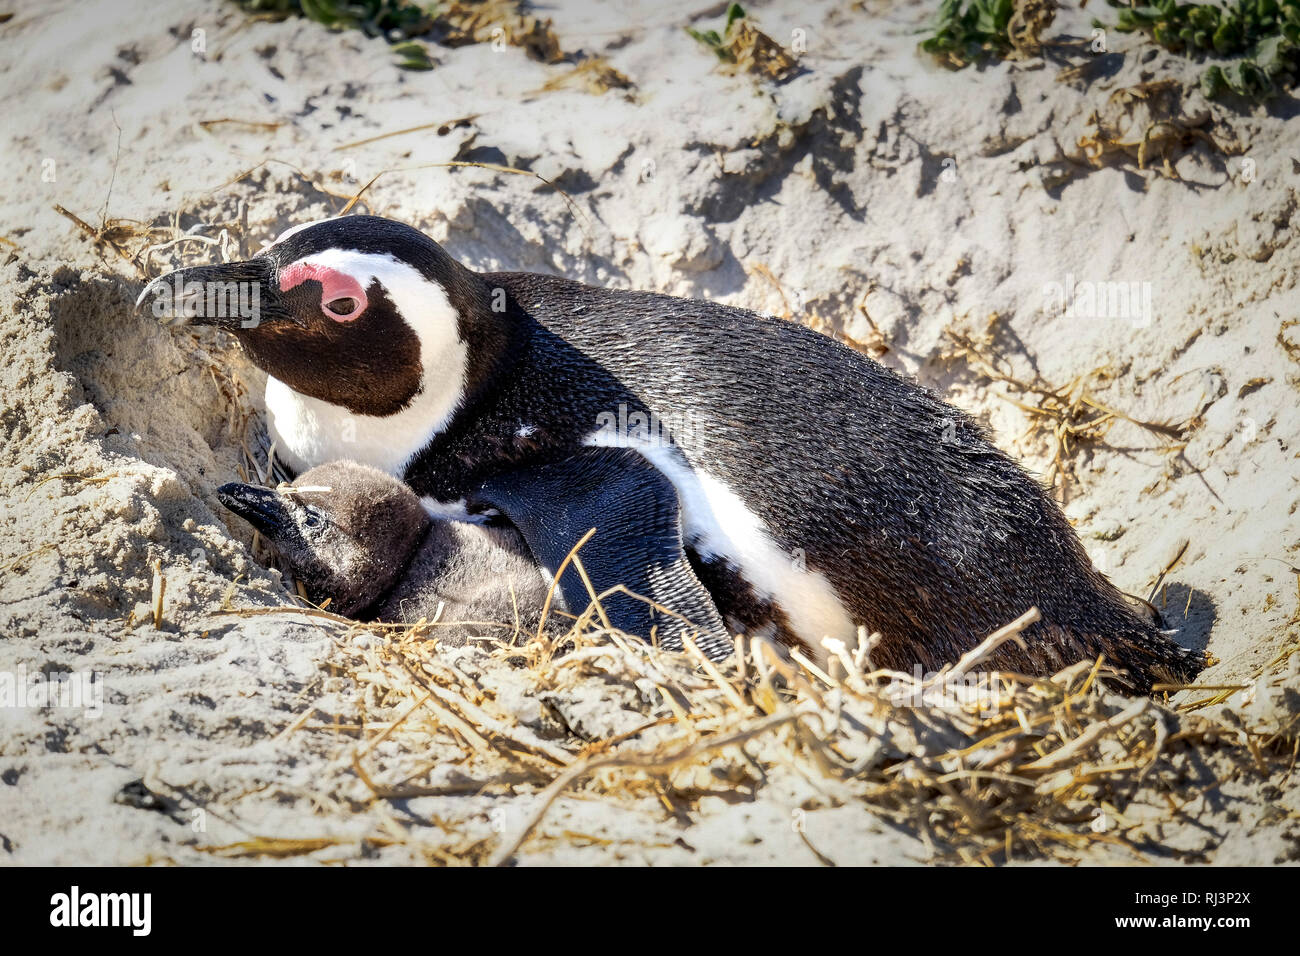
[408,268,1205,692]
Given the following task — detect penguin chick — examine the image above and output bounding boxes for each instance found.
[216,461,549,642]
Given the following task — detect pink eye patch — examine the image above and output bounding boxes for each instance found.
[278,262,368,322]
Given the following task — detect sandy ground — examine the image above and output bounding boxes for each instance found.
[0,0,1297,865]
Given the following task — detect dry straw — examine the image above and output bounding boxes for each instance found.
[249,582,1296,867]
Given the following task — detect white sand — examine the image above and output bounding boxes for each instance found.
[0,0,1297,865]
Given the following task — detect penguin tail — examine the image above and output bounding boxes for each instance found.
[997,612,1208,697]
[1084,625,1208,697]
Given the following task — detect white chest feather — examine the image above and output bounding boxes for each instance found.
[584,432,857,662]
[266,377,447,477]
[417,496,497,523]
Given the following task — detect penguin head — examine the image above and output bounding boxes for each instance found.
[138,216,513,420]
[216,460,432,616]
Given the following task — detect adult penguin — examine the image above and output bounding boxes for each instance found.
[139,215,1204,690]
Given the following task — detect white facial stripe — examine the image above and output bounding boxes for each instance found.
[583,432,857,664]
[265,250,469,478]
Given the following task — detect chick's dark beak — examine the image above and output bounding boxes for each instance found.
[135,258,282,330]
[216,483,293,536]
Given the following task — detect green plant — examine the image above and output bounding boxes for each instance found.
[920,0,1056,67]
[390,41,435,70]
[1098,0,1300,100]
[684,3,799,80]
[686,2,749,62]
[922,0,1015,64]
[233,0,437,69]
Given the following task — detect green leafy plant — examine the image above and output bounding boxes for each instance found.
[684,3,799,80]
[920,0,1056,68]
[922,0,1015,65]
[233,0,437,69]
[686,3,749,62]
[1098,0,1300,100]
[390,41,435,70]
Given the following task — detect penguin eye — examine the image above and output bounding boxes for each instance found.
[324,297,360,317]
[302,508,324,530]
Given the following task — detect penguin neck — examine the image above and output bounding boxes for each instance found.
[452,267,528,421]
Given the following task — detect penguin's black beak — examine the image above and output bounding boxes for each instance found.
[135,258,284,330]
[216,483,293,537]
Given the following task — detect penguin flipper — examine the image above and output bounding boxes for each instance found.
[468,447,733,661]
